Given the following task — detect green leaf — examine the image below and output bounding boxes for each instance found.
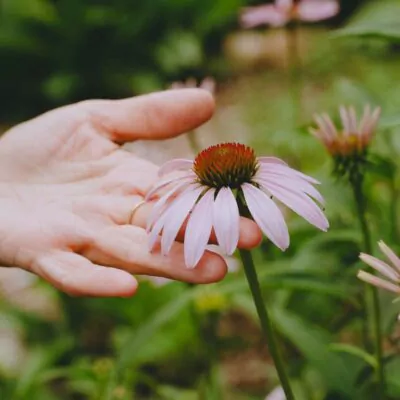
[329,343,377,369]
[272,309,361,398]
[105,288,198,399]
[333,0,400,42]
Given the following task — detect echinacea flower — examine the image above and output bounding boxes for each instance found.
[310,105,381,157]
[310,105,381,180]
[146,143,328,268]
[170,77,216,95]
[240,0,339,29]
[358,241,400,296]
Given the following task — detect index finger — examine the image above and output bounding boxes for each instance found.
[82,89,215,143]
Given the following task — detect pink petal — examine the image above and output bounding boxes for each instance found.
[160,186,203,255]
[242,183,289,250]
[277,0,293,10]
[158,159,193,177]
[148,210,169,251]
[379,241,400,273]
[256,178,329,231]
[145,173,195,200]
[359,253,400,281]
[240,5,289,28]
[256,171,325,204]
[340,106,352,135]
[357,270,400,294]
[213,187,240,255]
[147,180,192,231]
[297,0,339,22]
[257,156,288,166]
[259,163,320,185]
[184,189,215,268]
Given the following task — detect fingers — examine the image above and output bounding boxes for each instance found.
[32,251,137,297]
[83,225,227,284]
[130,201,263,249]
[81,89,215,143]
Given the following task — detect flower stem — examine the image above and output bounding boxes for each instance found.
[351,177,385,398]
[286,22,302,125]
[239,248,295,400]
[187,130,201,154]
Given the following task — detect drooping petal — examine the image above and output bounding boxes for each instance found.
[255,170,325,204]
[240,5,289,28]
[148,210,169,251]
[147,180,193,231]
[160,186,203,255]
[158,159,193,177]
[184,189,215,268]
[257,156,288,166]
[297,0,339,22]
[213,187,240,255]
[378,241,400,273]
[259,163,320,184]
[242,183,289,250]
[256,178,329,231]
[145,173,195,200]
[357,270,400,294]
[359,253,400,281]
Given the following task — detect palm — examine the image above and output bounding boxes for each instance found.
[0,90,261,297]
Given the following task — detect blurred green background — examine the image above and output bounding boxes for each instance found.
[2,0,400,399]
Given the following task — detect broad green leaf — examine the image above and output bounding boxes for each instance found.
[333,0,400,42]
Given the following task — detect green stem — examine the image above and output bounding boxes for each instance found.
[286,22,302,125]
[239,248,295,400]
[351,178,385,398]
[187,130,201,154]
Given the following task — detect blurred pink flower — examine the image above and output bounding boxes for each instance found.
[146,143,328,268]
[310,105,381,156]
[358,241,400,295]
[240,0,339,28]
[170,77,216,95]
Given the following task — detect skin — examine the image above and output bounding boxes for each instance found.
[0,89,262,297]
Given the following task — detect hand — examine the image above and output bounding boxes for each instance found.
[0,89,261,297]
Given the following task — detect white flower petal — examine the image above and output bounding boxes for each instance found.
[161,186,203,255]
[256,170,325,204]
[184,189,215,268]
[357,270,400,294]
[257,156,288,166]
[213,187,240,255]
[145,173,194,200]
[147,180,193,231]
[242,183,289,250]
[379,241,400,273]
[158,159,193,177]
[259,163,320,184]
[297,0,339,22]
[359,253,400,281]
[256,178,329,231]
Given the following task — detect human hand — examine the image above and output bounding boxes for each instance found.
[0,89,261,297]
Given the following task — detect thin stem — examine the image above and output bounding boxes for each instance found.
[351,178,385,398]
[390,178,398,241]
[187,130,201,154]
[239,248,295,400]
[286,22,302,125]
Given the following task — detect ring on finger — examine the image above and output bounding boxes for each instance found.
[129,200,146,225]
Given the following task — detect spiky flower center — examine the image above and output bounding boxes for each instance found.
[193,143,258,189]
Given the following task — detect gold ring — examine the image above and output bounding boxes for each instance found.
[129,200,146,225]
